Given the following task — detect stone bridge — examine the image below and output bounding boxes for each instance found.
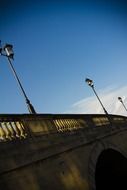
[0,113,127,190]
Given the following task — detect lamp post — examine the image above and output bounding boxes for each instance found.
[118,97,127,112]
[0,42,36,114]
[85,78,108,115]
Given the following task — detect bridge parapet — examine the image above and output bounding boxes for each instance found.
[0,113,126,142]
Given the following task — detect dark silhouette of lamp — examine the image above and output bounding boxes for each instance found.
[0,41,36,114]
[85,78,108,115]
[118,97,127,112]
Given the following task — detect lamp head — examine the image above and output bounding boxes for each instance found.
[4,44,14,59]
[85,78,94,87]
[118,97,122,102]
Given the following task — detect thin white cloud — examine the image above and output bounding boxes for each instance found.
[67,85,127,116]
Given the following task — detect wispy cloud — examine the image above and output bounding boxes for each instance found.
[67,85,127,116]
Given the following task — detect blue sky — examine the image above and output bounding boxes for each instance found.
[0,0,127,114]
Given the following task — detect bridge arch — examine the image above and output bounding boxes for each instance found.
[88,141,127,190]
[95,148,127,190]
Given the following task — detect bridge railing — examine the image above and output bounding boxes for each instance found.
[0,114,126,141]
[0,117,27,141]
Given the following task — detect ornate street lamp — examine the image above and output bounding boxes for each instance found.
[85,78,108,115]
[118,97,127,112]
[0,41,36,114]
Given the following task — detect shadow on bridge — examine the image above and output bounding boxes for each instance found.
[95,149,127,189]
